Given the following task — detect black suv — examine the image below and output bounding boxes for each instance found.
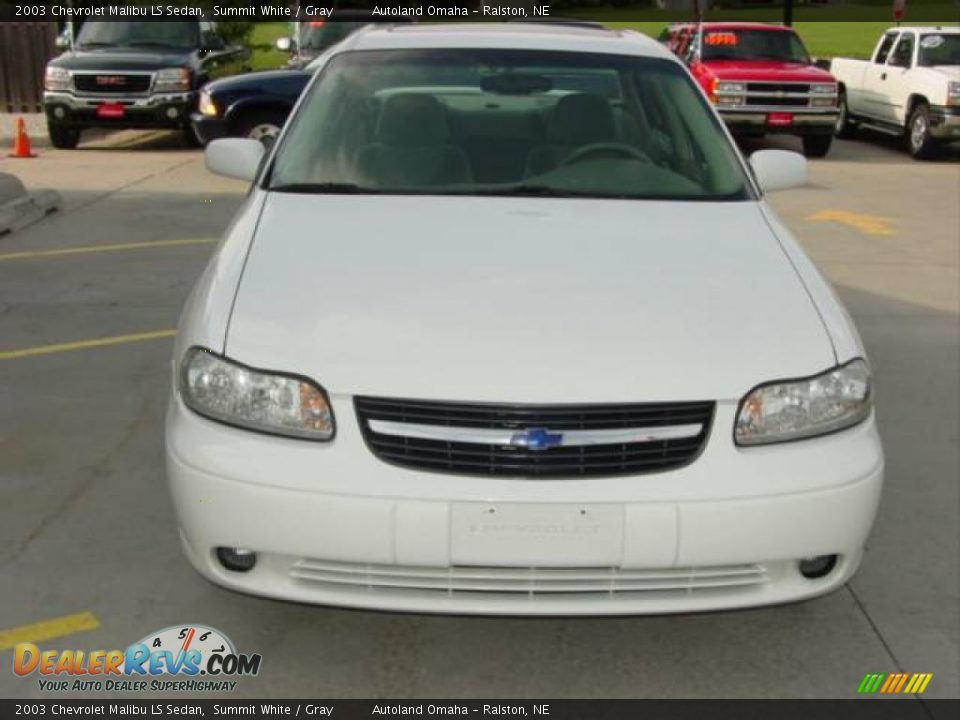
[44,20,250,148]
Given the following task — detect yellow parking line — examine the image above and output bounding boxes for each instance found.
[0,329,176,361]
[0,612,100,651]
[0,238,216,262]
[807,210,896,236]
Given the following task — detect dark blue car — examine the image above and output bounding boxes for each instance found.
[191,16,413,147]
[191,67,311,147]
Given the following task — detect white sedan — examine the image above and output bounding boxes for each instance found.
[166,23,883,615]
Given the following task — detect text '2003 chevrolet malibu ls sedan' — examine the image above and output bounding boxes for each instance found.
[166,23,883,615]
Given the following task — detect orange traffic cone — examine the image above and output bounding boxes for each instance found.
[8,117,36,158]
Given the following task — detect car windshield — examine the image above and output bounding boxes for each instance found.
[300,21,366,50]
[918,33,960,66]
[76,21,197,50]
[700,29,810,63]
[268,49,752,201]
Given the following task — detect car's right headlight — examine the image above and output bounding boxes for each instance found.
[179,347,335,440]
[45,66,70,92]
[948,81,960,106]
[735,359,872,446]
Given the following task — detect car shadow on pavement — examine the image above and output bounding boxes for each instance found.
[738,133,960,164]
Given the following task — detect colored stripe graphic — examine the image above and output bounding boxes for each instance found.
[857,672,933,695]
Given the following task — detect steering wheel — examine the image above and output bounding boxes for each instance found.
[561,142,651,166]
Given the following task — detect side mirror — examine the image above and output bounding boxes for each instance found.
[205,138,265,182]
[55,34,70,50]
[749,149,808,193]
[275,37,295,53]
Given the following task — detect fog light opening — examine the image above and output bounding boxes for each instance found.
[216,547,257,573]
[799,554,838,580]
[166,107,180,120]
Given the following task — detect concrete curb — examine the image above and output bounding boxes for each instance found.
[0,172,61,236]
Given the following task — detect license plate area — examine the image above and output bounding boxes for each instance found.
[767,111,795,127]
[96,103,125,119]
[450,503,624,567]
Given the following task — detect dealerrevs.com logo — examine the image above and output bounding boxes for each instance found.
[13,624,261,692]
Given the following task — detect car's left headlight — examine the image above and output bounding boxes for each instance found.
[735,359,872,446]
[198,89,219,117]
[154,67,192,93]
[179,347,335,440]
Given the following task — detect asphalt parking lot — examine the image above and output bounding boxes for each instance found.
[0,130,957,701]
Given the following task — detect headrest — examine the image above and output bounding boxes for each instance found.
[377,93,450,146]
[547,93,616,146]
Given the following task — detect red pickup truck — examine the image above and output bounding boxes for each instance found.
[663,22,840,157]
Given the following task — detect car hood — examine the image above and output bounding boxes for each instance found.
[930,65,960,80]
[205,68,309,93]
[50,48,194,71]
[705,60,835,83]
[225,195,836,403]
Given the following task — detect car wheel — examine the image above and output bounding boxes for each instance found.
[48,123,80,150]
[834,89,857,139]
[182,125,203,148]
[238,113,285,150]
[907,103,937,160]
[802,134,833,158]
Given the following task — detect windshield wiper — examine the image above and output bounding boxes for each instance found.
[466,185,618,199]
[78,41,116,48]
[270,182,383,194]
[127,41,182,49]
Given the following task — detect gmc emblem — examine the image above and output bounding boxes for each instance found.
[96,76,126,86]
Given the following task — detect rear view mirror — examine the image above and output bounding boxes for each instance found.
[749,149,807,193]
[205,139,265,182]
[55,33,70,50]
[481,73,552,95]
[276,37,294,53]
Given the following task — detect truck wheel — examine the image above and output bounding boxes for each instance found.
[237,112,285,150]
[835,90,857,139]
[907,104,937,160]
[802,134,833,158]
[48,123,80,150]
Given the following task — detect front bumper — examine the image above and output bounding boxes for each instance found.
[189,112,230,145]
[929,105,960,140]
[43,90,196,130]
[718,108,839,137]
[166,396,883,615]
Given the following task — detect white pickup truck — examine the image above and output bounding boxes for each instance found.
[830,26,960,158]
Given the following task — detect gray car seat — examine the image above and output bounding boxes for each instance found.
[525,93,618,177]
[355,93,473,188]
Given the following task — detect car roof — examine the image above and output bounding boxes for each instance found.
[337,22,677,60]
[883,26,960,34]
[670,22,797,32]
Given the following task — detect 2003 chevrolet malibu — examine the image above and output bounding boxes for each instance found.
[166,23,883,614]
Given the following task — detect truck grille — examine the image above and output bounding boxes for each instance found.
[73,73,152,95]
[744,82,814,108]
[354,397,714,478]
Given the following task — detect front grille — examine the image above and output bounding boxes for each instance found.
[354,397,714,478]
[73,73,152,95]
[291,559,768,596]
[746,82,810,94]
[744,82,813,108]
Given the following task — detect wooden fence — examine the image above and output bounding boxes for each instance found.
[0,22,58,113]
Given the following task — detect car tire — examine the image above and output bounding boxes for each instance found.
[182,125,203,148]
[237,112,286,150]
[834,89,857,139]
[48,123,80,150]
[906,103,937,160]
[802,134,833,158]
